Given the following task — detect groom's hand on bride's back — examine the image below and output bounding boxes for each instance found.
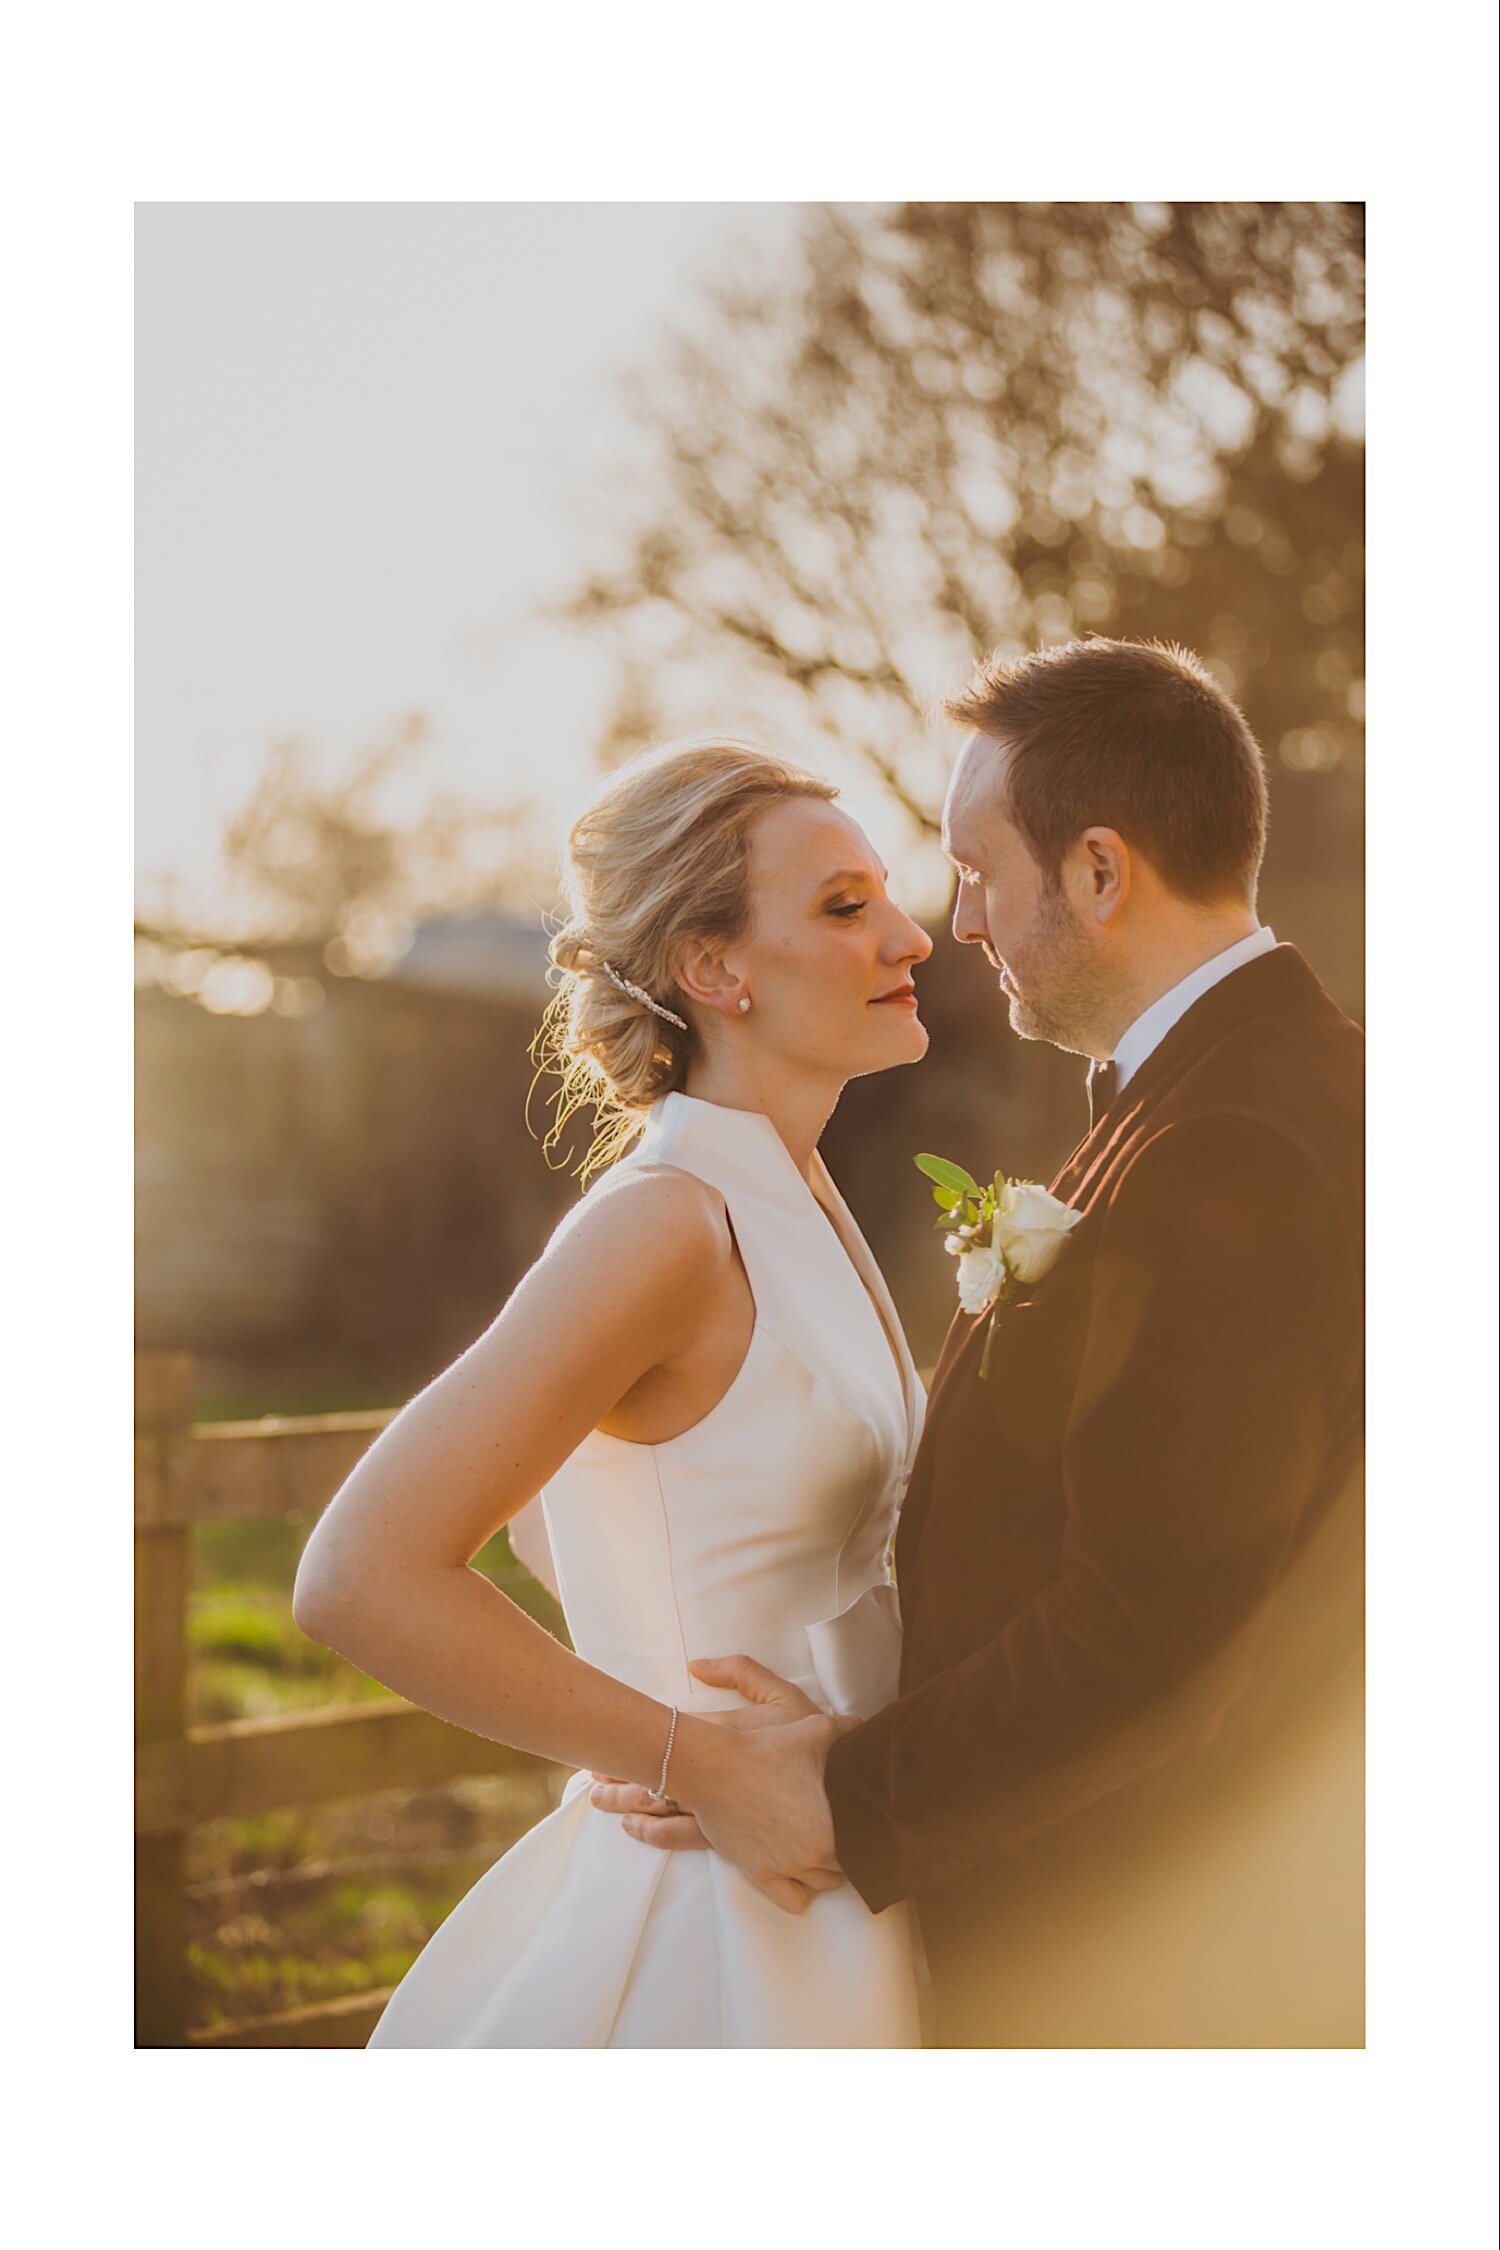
[589,1655,857,1916]
[588,1654,826,1829]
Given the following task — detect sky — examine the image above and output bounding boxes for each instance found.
[136,203,823,929]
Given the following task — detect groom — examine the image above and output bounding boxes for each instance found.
[597,637,1365,2047]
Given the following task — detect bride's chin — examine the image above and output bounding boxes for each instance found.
[860,1017,928,1063]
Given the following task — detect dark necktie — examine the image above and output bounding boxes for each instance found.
[1086,1058,1120,1131]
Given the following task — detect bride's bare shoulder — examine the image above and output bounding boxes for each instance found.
[542,1160,733,1284]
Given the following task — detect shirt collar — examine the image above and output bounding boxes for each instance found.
[1112,926,1278,1089]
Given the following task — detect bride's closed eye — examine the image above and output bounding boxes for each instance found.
[829,900,867,918]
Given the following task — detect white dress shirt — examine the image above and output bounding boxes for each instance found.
[1111,925,1278,1090]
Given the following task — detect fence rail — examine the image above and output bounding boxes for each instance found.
[134,1350,551,2048]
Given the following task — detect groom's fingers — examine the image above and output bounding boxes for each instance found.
[688,1653,811,1709]
[759,1876,814,1915]
[757,1868,843,1912]
[799,1865,845,1892]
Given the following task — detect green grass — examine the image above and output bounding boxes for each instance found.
[181,1466,569,2027]
[189,1519,566,1727]
[157,1373,573,2030]
[185,1773,564,2026]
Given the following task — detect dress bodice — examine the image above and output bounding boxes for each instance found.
[539,1091,925,1720]
[370,1090,930,2047]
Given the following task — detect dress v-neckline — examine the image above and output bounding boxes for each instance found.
[806,1153,913,1408]
[644,1091,920,1455]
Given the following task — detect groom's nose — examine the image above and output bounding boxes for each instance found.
[952,884,989,946]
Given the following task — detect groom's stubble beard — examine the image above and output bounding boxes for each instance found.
[1000,878,1116,1059]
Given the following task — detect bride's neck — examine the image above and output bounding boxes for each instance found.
[680,1058,843,1180]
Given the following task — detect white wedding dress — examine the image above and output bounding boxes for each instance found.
[367,1090,928,2047]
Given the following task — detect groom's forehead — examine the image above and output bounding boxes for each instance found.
[943,731,1011,851]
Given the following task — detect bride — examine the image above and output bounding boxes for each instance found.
[292,738,934,2046]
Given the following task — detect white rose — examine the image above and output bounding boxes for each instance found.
[956,1244,1006,1315]
[992,1181,1083,1285]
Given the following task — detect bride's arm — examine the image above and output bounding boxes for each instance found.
[292,1168,727,1802]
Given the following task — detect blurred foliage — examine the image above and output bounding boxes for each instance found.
[137,713,540,1000]
[569,201,1364,835]
[217,714,535,959]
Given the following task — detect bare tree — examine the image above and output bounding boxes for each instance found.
[568,202,1364,842]
[217,715,540,963]
[136,714,541,1010]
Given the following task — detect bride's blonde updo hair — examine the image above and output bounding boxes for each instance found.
[534,737,837,1179]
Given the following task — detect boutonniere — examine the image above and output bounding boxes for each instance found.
[915,1152,1085,1381]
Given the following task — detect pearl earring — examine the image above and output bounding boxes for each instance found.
[737,995,751,1013]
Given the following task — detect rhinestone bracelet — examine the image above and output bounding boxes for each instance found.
[648,1704,679,1804]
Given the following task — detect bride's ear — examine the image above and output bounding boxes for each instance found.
[674,936,744,1016]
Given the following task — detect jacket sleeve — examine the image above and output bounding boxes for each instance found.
[824,1111,1361,1912]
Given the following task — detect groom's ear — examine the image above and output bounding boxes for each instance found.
[1074,827,1130,923]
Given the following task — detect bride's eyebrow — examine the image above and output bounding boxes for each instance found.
[815,865,889,893]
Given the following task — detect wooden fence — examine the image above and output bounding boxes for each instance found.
[134,1350,552,2048]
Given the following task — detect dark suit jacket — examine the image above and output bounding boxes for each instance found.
[825,943,1365,2046]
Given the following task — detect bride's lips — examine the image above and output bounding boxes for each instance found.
[870,982,919,1007]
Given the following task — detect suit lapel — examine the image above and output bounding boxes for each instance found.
[895,946,1328,1585]
[1053,943,1323,1203]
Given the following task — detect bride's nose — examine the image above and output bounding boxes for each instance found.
[888,909,934,965]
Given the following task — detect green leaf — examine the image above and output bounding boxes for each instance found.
[931,1183,963,1212]
[915,1152,982,1199]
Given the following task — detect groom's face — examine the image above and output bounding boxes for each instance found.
[942,733,1101,1056]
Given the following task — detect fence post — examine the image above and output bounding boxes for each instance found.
[135,1351,195,2046]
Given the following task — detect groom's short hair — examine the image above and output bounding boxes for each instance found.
[945,638,1269,904]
